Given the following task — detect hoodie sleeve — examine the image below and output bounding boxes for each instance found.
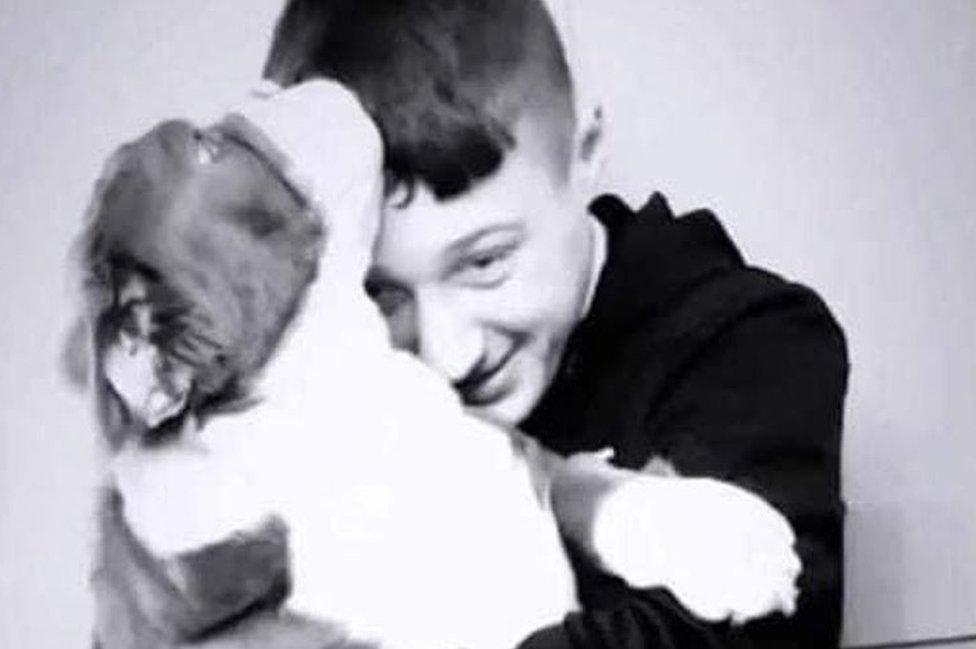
[518,279,848,649]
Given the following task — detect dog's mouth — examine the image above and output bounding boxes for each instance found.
[103,329,193,431]
[100,275,195,431]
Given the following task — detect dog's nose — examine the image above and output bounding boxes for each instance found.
[193,130,222,165]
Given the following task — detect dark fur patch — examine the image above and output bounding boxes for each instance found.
[79,118,323,442]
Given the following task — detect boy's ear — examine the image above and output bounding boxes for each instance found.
[572,104,606,190]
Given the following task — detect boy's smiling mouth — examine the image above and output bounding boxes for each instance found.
[454,347,519,407]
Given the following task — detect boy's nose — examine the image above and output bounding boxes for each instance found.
[413,291,484,384]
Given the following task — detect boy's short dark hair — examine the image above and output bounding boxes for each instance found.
[262,0,574,201]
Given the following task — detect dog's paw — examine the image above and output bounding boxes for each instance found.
[593,476,801,624]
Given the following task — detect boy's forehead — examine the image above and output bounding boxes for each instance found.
[376,138,555,272]
[378,177,521,261]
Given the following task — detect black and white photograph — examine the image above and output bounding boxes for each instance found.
[0,1,974,648]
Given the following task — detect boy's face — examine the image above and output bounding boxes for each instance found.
[368,117,596,427]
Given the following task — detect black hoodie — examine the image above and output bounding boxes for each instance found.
[521,193,848,649]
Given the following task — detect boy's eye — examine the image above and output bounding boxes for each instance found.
[471,253,503,269]
[453,245,516,287]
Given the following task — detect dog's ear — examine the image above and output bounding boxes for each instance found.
[63,142,131,393]
[60,317,90,391]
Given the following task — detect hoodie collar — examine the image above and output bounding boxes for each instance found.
[577,192,745,342]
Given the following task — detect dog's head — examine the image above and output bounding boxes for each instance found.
[73,118,322,445]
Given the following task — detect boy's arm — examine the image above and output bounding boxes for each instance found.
[517,283,848,649]
[522,440,800,626]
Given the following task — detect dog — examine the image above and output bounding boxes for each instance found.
[76,81,576,649]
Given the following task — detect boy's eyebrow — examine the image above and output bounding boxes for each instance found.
[365,222,526,287]
[444,222,525,257]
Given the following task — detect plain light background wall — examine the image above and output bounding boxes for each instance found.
[0,1,973,647]
[576,3,976,644]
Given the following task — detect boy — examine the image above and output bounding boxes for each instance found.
[260,1,847,647]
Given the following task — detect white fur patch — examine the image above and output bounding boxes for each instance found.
[111,247,575,649]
